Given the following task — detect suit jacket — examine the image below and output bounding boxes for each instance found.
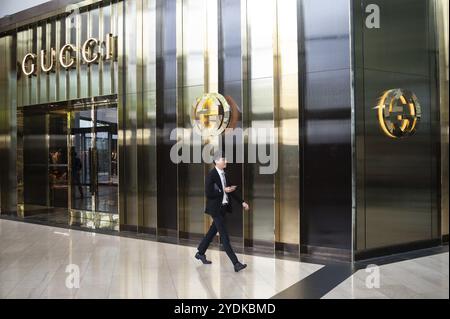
[205,168,243,217]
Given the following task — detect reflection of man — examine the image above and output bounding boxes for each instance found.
[71,148,84,198]
[50,148,63,164]
[111,151,117,176]
[49,149,67,184]
[195,156,250,272]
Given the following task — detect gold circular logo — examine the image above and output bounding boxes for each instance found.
[375,89,421,139]
[191,93,231,136]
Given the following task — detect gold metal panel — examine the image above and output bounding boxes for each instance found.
[117,0,126,228]
[121,0,139,227]
[56,19,63,101]
[17,30,24,107]
[125,0,138,95]
[30,26,37,105]
[181,86,205,235]
[141,0,157,231]
[68,12,78,100]
[90,7,100,98]
[79,11,88,98]
[275,0,299,248]
[182,0,206,87]
[111,1,119,95]
[244,0,276,250]
[205,0,218,93]
[0,36,17,213]
[37,23,43,103]
[178,0,208,237]
[136,0,145,230]
[48,20,57,102]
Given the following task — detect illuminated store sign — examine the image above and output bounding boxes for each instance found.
[191,93,232,136]
[21,33,117,76]
[375,88,421,139]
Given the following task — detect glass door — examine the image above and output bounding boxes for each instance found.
[68,104,118,216]
[69,109,94,212]
[94,106,118,214]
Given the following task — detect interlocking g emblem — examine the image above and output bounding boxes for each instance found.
[191,93,231,136]
[375,89,421,139]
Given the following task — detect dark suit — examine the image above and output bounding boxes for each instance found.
[197,168,243,264]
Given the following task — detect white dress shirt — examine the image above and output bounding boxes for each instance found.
[215,167,229,204]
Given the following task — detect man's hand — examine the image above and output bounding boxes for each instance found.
[242,202,250,211]
[224,186,237,193]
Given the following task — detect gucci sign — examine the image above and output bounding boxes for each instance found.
[21,33,117,76]
[375,88,421,139]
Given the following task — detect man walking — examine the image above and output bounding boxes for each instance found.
[195,157,250,272]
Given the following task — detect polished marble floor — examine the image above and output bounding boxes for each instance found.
[0,219,323,299]
[0,219,448,299]
[323,252,449,299]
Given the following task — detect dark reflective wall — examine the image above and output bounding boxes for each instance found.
[23,114,48,208]
[156,0,178,235]
[300,0,353,256]
[354,0,440,253]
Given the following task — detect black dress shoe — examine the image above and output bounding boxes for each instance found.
[195,252,212,264]
[234,262,247,272]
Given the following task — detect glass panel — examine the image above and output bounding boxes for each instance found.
[48,112,68,209]
[23,113,49,212]
[95,106,118,214]
[70,109,93,212]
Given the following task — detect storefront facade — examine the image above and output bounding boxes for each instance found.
[0,0,448,261]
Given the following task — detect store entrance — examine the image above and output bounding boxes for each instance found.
[69,104,118,215]
[19,96,118,230]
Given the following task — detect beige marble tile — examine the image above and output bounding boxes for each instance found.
[324,252,449,299]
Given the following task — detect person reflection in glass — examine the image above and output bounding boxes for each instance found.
[111,150,117,177]
[71,147,84,198]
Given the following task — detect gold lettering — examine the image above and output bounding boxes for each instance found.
[22,53,37,76]
[103,33,117,61]
[40,48,56,73]
[21,33,117,75]
[81,38,99,64]
[59,44,76,69]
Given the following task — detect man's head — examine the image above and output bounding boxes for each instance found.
[214,156,227,170]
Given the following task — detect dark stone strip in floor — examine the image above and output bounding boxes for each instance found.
[271,262,353,299]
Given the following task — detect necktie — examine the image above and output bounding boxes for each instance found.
[221,172,228,203]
